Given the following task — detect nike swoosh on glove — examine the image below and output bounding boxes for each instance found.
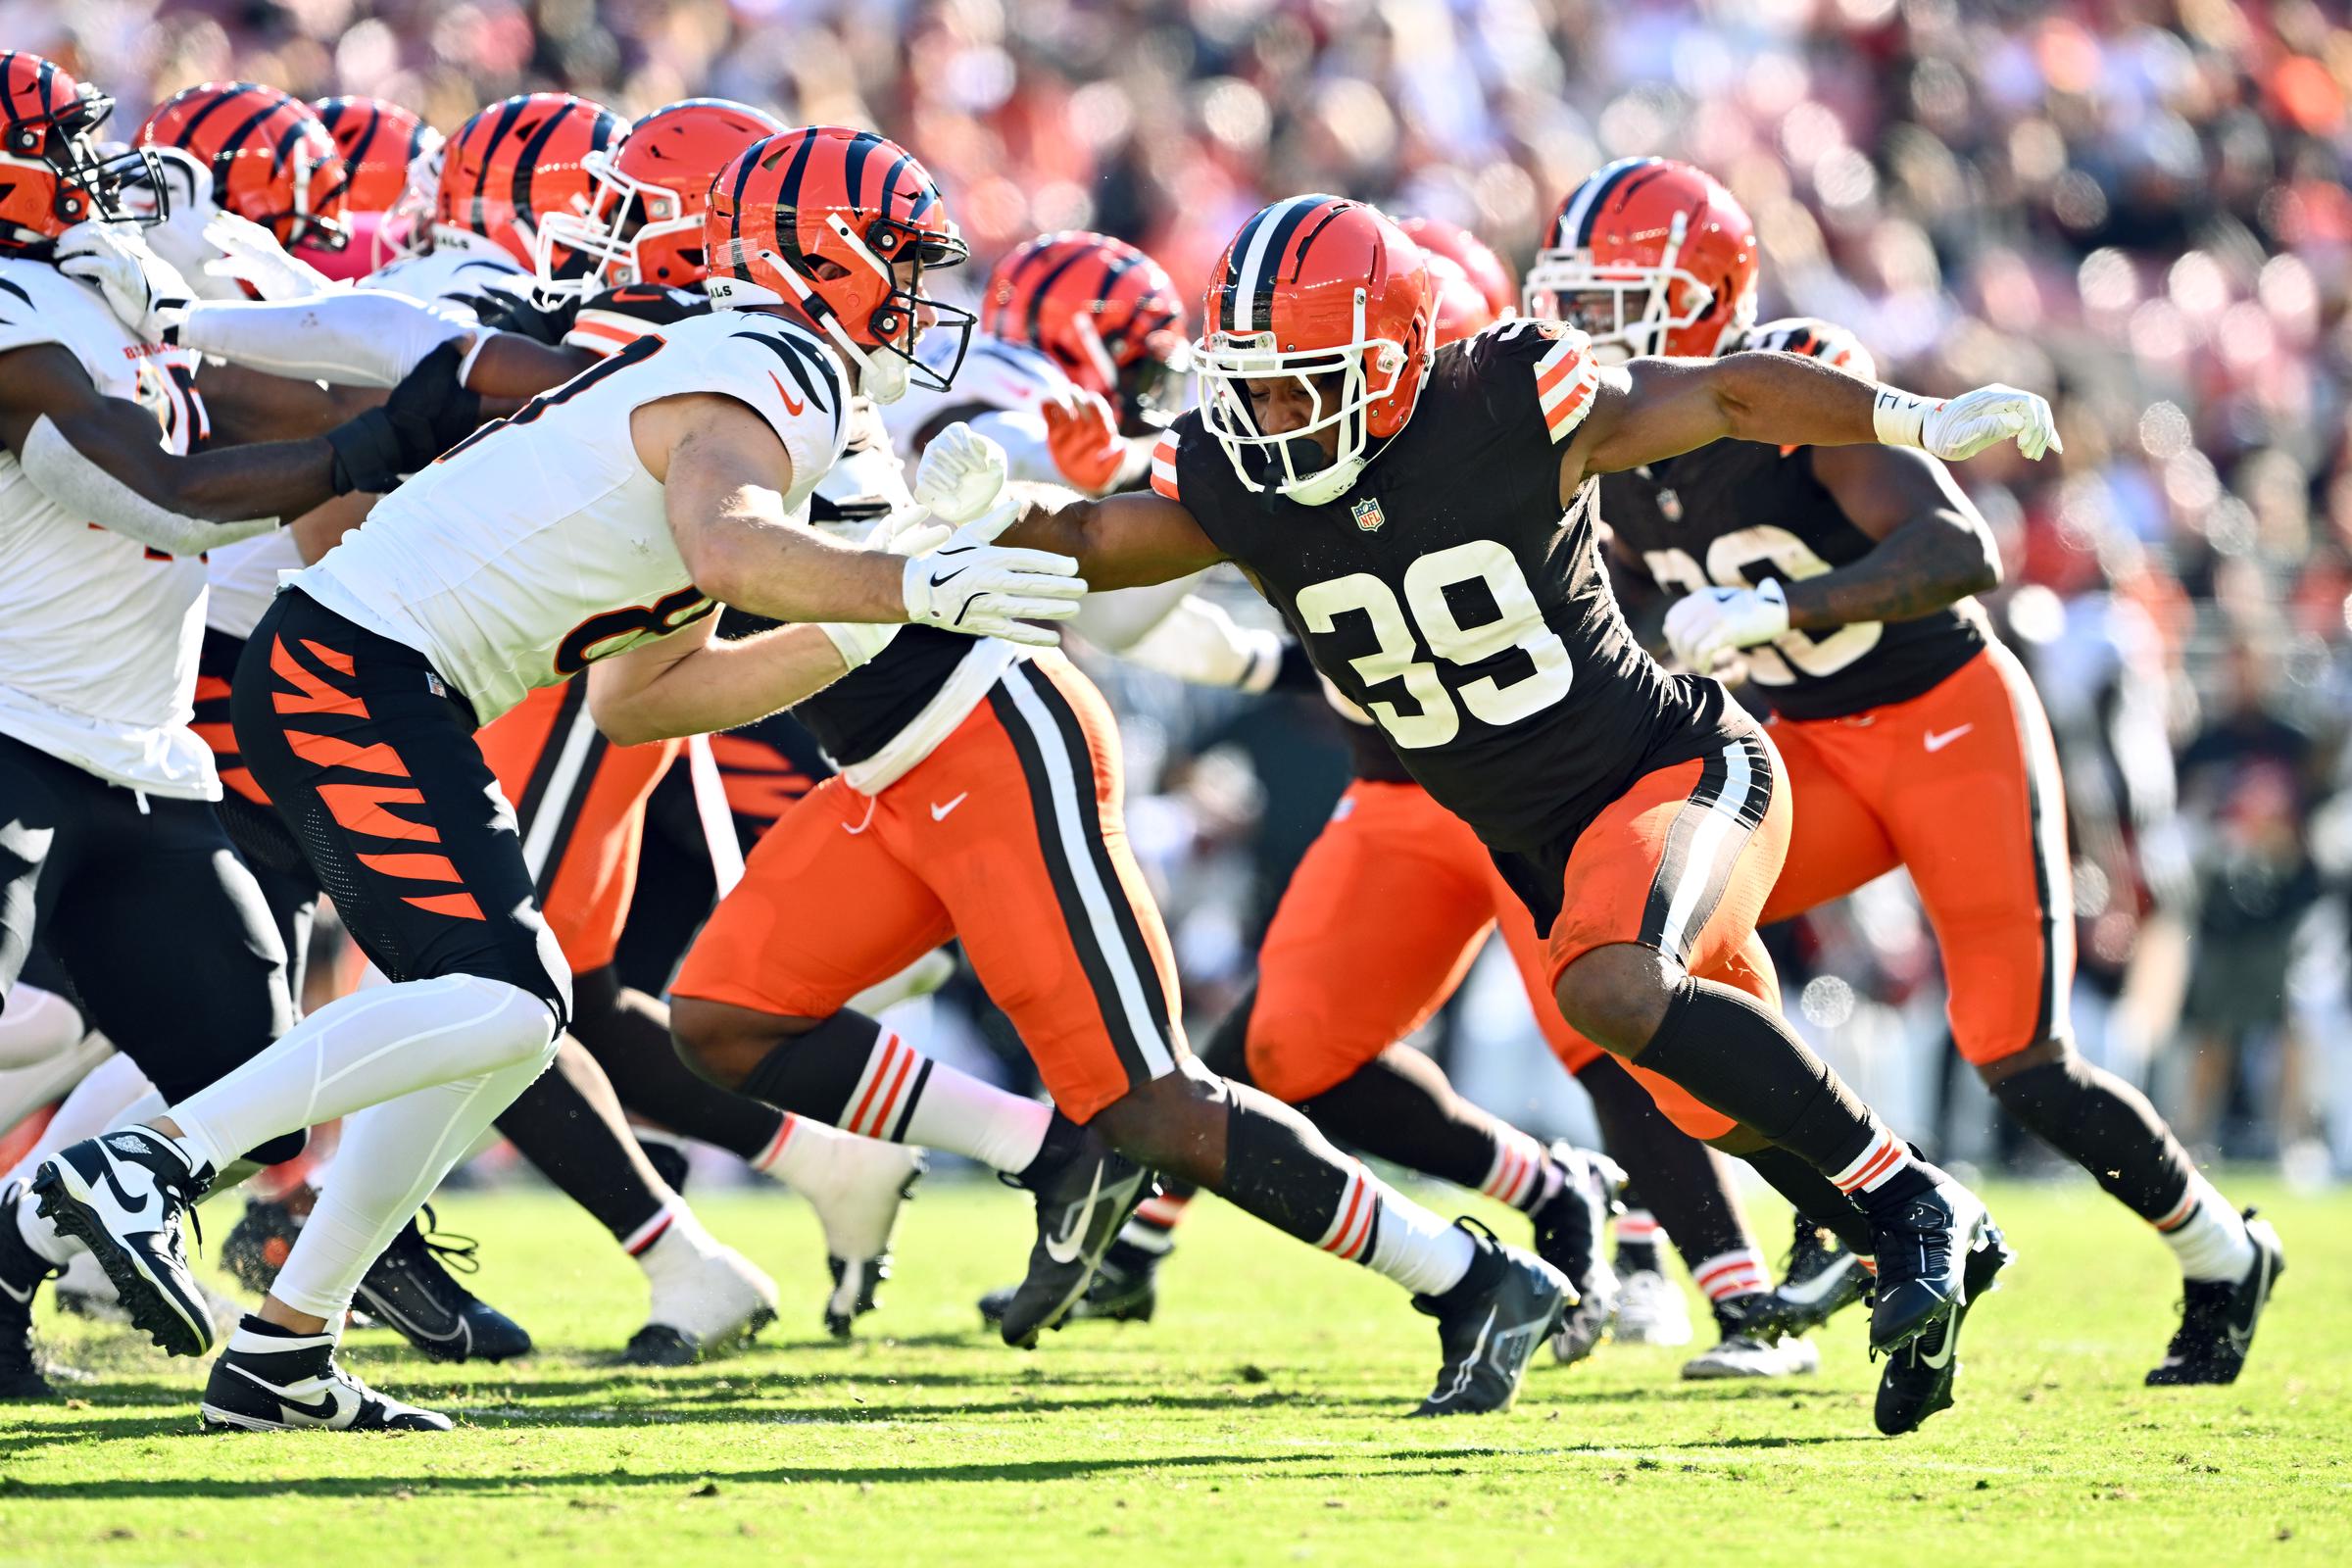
[54,221,193,342]
[911,422,1007,526]
[901,528,1087,648]
[1662,578,1788,673]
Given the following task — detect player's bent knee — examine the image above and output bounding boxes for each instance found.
[1553,943,1680,1055]
[444,973,564,1073]
[670,997,810,1090]
[1242,1021,1352,1104]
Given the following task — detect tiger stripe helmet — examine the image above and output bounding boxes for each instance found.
[532,96,786,306]
[704,126,972,403]
[981,231,1189,431]
[309,95,442,275]
[0,50,163,247]
[1524,157,1757,361]
[1196,194,1432,504]
[433,92,625,270]
[138,81,349,250]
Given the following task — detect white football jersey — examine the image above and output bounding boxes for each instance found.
[0,257,219,798]
[881,333,1076,485]
[363,247,531,316]
[298,310,852,725]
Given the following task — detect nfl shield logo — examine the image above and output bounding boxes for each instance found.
[1657,488,1683,521]
[1350,496,1386,532]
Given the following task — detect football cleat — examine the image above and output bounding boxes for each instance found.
[997,1120,1150,1349]
[977,1239,1161,1329]
[220,1195,306,1297]
[2145,1211,2285,1388]
[1864,1166,1989,1354]
[1411,1219,1571,1417]
[1875,1221,2013,1435]
[1683,1293,1821,1380]
[30,1128,216,1356]
[1,1180,64,1401]
[627,1226,778,1366]
[1533,1144,1623,1365]
[1772,1212,1870,1334]
[1609,1267,1694,1347]
[352,1206,531,1363]
[762,1119,925,1337]
[199,1317,451,1432]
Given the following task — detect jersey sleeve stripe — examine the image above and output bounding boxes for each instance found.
[564,311,648,357]
[1535,336,1600,443]
[1149,430,1181,499]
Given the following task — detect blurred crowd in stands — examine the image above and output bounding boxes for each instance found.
[24,0,2352,1174]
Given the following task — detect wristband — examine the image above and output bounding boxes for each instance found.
[819,621,900,670]
[1871,386,1930,449]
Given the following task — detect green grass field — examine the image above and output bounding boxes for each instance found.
[2,1173,2345,1567]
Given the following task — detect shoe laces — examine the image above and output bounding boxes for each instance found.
[403,1204,482,1278]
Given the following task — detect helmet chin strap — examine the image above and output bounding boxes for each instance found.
[731,226,917,404]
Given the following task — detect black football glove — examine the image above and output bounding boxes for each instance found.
[323,339,485,496]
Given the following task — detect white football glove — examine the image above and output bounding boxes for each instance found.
[1663,579,1788,674]
[117,148,245,298]
[901,524,1086,648]
[55,221,193,341]
[1874,383,2062,463]
[910,422,1007,526]
[202,210,335,301]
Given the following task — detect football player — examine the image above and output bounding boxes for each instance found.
[0,50,481,1400]
[994,220,1811,1382]
[990,193,2065,1431]
[304,94,441,278]
[1532,156,2280,1422]
[30,125,1087,1431]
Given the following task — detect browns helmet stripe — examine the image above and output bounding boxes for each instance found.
[1221,193,1321,334]
[1553,156,1657,248]
[1247,194,1339,333]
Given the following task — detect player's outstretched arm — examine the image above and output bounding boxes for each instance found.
[584,614,869,746]
[994,482,1229,591]
[0,341,476,556]
[1563,350,2060,495]
[1656,441,2003,671]
[651,394,1087,641]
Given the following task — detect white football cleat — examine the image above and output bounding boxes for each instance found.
[1610,1268,1694,1348]
[762,1119,924,1336]
[1682,1332,1821,1381]
[626,1218,780,1367]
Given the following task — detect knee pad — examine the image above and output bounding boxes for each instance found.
[442,973,563,1074]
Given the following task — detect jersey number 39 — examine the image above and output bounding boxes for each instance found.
[1295,540,1572,749]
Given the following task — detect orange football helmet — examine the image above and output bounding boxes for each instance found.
[308,95,441,275]
[704,126,972,402]
[138,81,349,250]
[0,51,163,248]
[532,97,786,305]
[432,92,625,270]
[1196,195,1432,503]
[1395,216,1516,324]
[1525,157,1757,360]
[981,231,1190,432]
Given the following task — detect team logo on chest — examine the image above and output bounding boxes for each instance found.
[1350,496,1387,533]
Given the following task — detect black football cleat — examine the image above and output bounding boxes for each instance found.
[220,1195,306,1298]
[1874,1222,2013,1436]
[1411,1220,1572,1417]
[353,1206,531,1364]
[199,1317,452,1432]
[825,1252,888,1340]
[1864,1166,1989,1355]
[2146,1211,2285,1388]
[1532,1144,1622,1366]
[978,1239,1162,1330]
[1772,1212,1870,1335]
[1,1181,64,1401]
[997,1120,1150,1349]
[30,1128,216,1357]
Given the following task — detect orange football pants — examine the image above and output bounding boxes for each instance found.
[1760,644,2074,1063]
[671,654,1185,1123]
[474,679,681,975]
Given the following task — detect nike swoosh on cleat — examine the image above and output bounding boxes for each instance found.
[228,1363,345,1423]
[89,1156,162,1228]
[1917,1323,1958,1370]
[1043,1162,1106,1266]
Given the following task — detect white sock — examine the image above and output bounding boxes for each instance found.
[167,974,557,1175]
[636,1206,720,1283]
[1478,1124,1564,1212]
[1691,1248,1770,1306]
[838,1030,1051,1174]
[268,1045,552,1319]
[3,1050,156,1188]
[1327,1162,1475,1297]
[623,1199,698,1262]
[2155,1174,2256,1283]
[757,1114,859,1185]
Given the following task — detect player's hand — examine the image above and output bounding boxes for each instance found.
[1877,383,2061,463]
[324,338,485,495]
[202,210,335,301]
[1663,579,1788,673]
[911,422,1007,525]
[116,148,256,301]
[55,221,193,341]
[1042,387,1128,494]
[901,525,1087,648]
